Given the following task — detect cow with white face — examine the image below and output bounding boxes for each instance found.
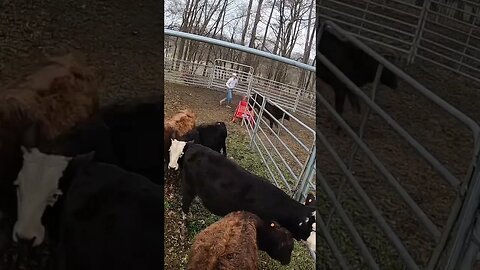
[12,146,72,247]
[168,138,188,170]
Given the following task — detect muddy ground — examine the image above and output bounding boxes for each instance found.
[164,82,315,269]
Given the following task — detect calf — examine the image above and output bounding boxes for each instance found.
[317,24,398,118]
[187,211,293,269]
[168,121,227,170]
[248,93,290,130]
[179,143,315,241]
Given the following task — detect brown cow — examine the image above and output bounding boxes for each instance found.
[0,53,101,141]
[164,109,196,169]
[187,211,294,270]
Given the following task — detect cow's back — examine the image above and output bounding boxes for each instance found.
[102,100,164,183]
[183,144,303,221]
[54,162,163,270]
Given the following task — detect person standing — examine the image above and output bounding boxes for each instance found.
[220,73,238,108]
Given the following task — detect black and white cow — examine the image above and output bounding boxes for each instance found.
[11,99,164,254]
[168,121,228,170]
[14,148,163,270]
[178,142,315,241]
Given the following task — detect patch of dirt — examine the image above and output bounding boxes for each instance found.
[163,82,315,269]
[0,0,163,106]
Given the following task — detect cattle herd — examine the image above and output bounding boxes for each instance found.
[0,53,316,270]
[165,107,316,268]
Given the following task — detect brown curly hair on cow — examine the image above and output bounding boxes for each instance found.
[0,53,101,141]
[187,211,265,270]
[164,109,196,154]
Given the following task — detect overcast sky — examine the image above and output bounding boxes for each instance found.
[165,0,315,60]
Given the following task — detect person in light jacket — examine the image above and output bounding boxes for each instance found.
[220,73,238,108]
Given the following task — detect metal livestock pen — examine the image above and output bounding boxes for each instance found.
[316,20,480,269]
[164,29,316,204]
[318,0,480,83]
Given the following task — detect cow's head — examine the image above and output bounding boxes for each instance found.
[291,208,316,241]
[12,146,94,247]
[12,147,71,247]
[168,138,189,170]
[304,193,316,208]
[257,220,294,265]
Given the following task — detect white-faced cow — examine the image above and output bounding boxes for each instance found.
[168,121,228,170]
[15,148,163,270]
[178,142,315,241]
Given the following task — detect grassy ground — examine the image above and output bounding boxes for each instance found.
[164,83,315,269]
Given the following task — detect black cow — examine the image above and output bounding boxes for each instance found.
[248,93,290,130]
[49,153,164,270]
[100,97,164,184]
[180,143,315,241]
[317,25,398,118]
[182,121,227,156]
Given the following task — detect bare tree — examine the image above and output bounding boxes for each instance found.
[240,0,254,45]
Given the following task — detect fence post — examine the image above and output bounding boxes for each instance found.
[408,0,430,64]
[247,73,253,98]
[293,87,302,113]
[444,155,480,270]
[456,212,480,270]
[249,95,266,149]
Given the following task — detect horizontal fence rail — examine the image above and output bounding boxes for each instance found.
[316,20,480,269]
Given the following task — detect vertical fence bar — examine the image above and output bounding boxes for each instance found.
[408,0,431,64]
[457,26,474,72]
[294,145,316,201]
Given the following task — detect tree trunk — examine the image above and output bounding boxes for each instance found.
[240,0,254,45]
[262,0,276,51]
[244,0,264,68]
